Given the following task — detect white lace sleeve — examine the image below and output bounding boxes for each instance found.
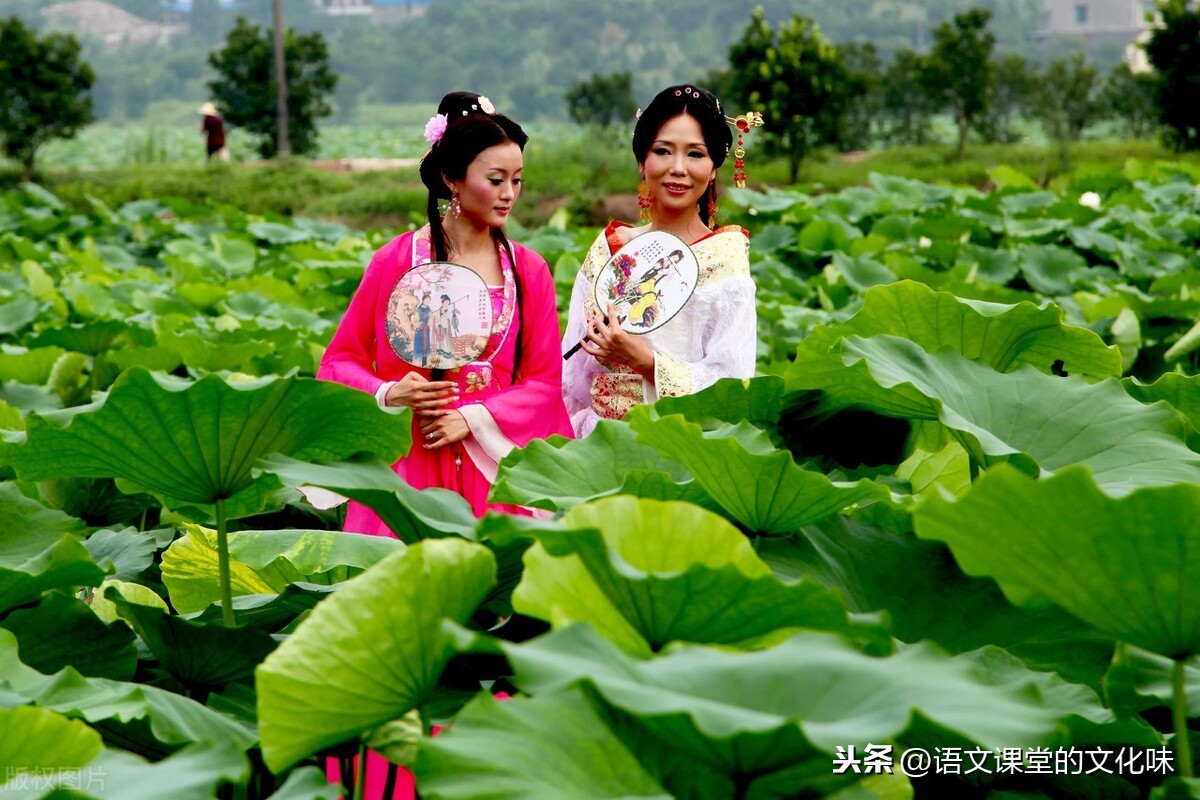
[645,274,757,402]
[561,269,605,437]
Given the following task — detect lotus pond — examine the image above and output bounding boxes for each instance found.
[1,163,1200,799]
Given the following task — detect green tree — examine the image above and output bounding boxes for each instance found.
[728,7,852,182]
[839,41,882,152]
[1144,0,1200,150]
[207,17,337,158]
[878,49,935,146]
[564,72,638,130]
[918,8,996,159]
[0,16,94,177]
[1100,62,1159,140]
[1033,53,1101,160]
[975,53,1036,144]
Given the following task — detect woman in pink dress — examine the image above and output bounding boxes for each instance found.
[316,91,572,798]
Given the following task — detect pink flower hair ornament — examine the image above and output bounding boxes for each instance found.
[423,113,449,145]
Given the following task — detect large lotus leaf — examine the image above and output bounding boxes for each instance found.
[513,497,852,655]
[0,346,66,385]
[161,525,402,614]
[956,646,1160,748]
[88,579,169,625]
[626,410,888,534]
[652,375,785,431]
[829,335,1200,495]
[915,464,1200,658]
[0,484,104,614]
[0,741,251,800]
[1126,372,1200,441]
[503,625,1064,799]
[108,587,277,689]
[785,281,1121,407]
[0,593,135,680]
[1014,244,1092,296]
[1105,645,1200,718]
[788,517,1116,687]
[489,421,708,513]
[0,368,411,519]
[0,629,255,751]
[260,453,478,542]
[0,706,102,775]
[257,538,496,772]
[416,691,670,800]
[25,320,136,355]
[82,527,158,582]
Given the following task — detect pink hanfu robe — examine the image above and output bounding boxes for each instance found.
[316,226,571,799]
[318,225,572,527]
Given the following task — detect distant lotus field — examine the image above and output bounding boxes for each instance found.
[1,164,1199,799]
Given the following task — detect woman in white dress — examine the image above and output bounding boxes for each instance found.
[561,84,758,437]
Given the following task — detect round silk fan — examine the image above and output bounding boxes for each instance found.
[564,230,699,360]
[385,262,493,377]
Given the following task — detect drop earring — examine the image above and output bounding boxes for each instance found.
[637,173,652,223]
[707,181,717,229]
[447,191,461,219]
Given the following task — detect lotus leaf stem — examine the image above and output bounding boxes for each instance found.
[1174,657,1194,777]
[216,497,235,626]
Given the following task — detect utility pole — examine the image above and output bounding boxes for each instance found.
[273,0,291,156]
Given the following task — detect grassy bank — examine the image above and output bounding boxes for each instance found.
[6,134,1200,230]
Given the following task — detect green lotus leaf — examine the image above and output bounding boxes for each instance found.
[0,706,102,776]
[829,335,1200,495]
[1126,372,1200,440]
[0,593,135,680]
[788,517,1116,687]
[503,625,1064,798]
[915,464,1200,658]
[0,295,39,336]
[0,345,66,385]
[416,691,670,800]
[490,422,704,513]
[652,375,785,431]
[750,224,797,255]
[0,482,86,550]
[627,411,888,534]
[25,320,136,355]
[0,484,104,615]
[82,527,158,582]
[828,251,897,292]
[260,453,477,542]
[247,221,312,245]
[1015,244,1091,296]
[161,524,401,614]
[108,587,277,689]
[514,497,852,655]
[955,646,1160,748]
[0,741,252,800]
[1105,645,1200,719]
[785,281,1121,409]
[0,629,255,751]
[257,538,496,772]
[88,578,169,625]
[0,368,411,519]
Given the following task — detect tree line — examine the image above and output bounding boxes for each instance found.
[4,3,1200,177]
[571,8,1161,182]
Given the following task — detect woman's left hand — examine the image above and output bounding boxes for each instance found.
[578,303,655,379]
[420,409,470,450]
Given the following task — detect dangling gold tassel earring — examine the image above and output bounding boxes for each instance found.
[637,177,652,223]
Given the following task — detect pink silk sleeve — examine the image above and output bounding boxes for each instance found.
[479,247,574,445]
[316,244,392,396]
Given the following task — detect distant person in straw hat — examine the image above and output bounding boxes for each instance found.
[198,102,227,161]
